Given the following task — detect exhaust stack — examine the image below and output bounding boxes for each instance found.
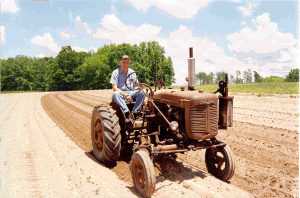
[188,47,196,90]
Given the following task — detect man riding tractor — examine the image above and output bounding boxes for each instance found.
[110,55,146,124]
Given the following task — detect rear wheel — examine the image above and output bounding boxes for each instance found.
[205,145,235,181]
[131,151,156,198]
[91,105,121,166]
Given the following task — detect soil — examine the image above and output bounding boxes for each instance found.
[1,90,298,197]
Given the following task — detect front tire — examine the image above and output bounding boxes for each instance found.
[131,151,156,198]
[91,105,121,166]
[205,145,235,181]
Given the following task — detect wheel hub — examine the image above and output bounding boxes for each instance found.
[133,160,146,190]
[94,118,103,151]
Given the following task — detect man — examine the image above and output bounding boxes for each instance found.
[110,55,145,123]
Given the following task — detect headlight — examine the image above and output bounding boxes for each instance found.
[169,121,179,131]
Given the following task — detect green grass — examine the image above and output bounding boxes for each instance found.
[174,82,299,94]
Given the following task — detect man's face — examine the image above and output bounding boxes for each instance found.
[120,59,130,70]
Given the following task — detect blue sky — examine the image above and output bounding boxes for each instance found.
[1,0,299,85]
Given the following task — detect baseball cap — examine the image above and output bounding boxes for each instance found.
[120,55,131,60]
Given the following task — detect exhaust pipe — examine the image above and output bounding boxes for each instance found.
[188,47,196,90]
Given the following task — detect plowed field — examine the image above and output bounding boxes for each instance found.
[1,90,297,197]
[39,90,299,197]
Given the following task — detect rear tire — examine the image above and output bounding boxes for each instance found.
[131,151,156,198]
[205,145,235,181]
[91,105,121,166]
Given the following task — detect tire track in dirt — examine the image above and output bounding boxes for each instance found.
[42,90,299,198]
[1,93,78,197]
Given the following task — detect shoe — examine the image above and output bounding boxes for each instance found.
[125,112,134,124]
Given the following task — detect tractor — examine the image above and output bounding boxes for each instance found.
[91,47,235,197]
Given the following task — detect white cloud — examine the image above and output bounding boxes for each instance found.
[238,3,252,16]
[159,25,235,85]
[1,0,19,13]
[127,0,213,19]
[93,14,161,45]
[71,46,97,53]
[58,15,93,39]
[227,13,298,78]
[36,53,46,58]
[0,26,6,44]
[228,13,296,56]
[59,30,76,38]
[31,33,61,56]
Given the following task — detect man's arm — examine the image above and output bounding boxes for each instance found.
[112,84,128,96]
[112,84,133,102]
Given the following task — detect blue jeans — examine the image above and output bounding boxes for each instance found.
[112,90,145,113]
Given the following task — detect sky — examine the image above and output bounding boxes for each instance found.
[1,0,299,85]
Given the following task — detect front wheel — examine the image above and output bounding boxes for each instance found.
[131,151,156,198]
[91,105,121,166]
[205,145,235,181]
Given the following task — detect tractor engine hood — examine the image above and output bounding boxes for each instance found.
[153,89,218,108]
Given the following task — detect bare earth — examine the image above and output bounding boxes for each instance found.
[0,90,298,197]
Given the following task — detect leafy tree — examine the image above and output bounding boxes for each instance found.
[215,71,226,84]
[75,42,175,90]
[206,72,214,84]
[262,76,285,83]
[196,72,207,85]
[1,42,175,92]
[285,68,299,82]
[47,45,89,91]
[243,68,253,83]
[235,70,243,84]
[253,71,263,83]
[229,75,235,84]
[1,55,50,91]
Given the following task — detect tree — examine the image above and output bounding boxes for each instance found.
[243,68,253,83]
[75,42,175,90]
[235,70,243,84]
[253,71,263,83]
[229,75,235,84]
[207,72,214,84]
[1,56,51,91]
[196,72,207,85]
[47,45,89,91]
[262,76,285,83]
[215,71,226,84]
[285,68,299,82]
[1,42,176,91]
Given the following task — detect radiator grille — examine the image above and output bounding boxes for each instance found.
[190,104,218,133]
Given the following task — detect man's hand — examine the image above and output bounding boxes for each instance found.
[133,86,142,90]
[125,94,132,102]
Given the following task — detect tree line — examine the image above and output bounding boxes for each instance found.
[196,68,299,85]
[1,41,176,91]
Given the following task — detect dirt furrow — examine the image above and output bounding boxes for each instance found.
[234,106,298,116]
[67,91,104,107]
[178,146,297,198]
[233,112,299,131]
[42,93,91,151]
[42,92,138,188]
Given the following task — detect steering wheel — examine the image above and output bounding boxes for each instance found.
[125,72,154,99]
